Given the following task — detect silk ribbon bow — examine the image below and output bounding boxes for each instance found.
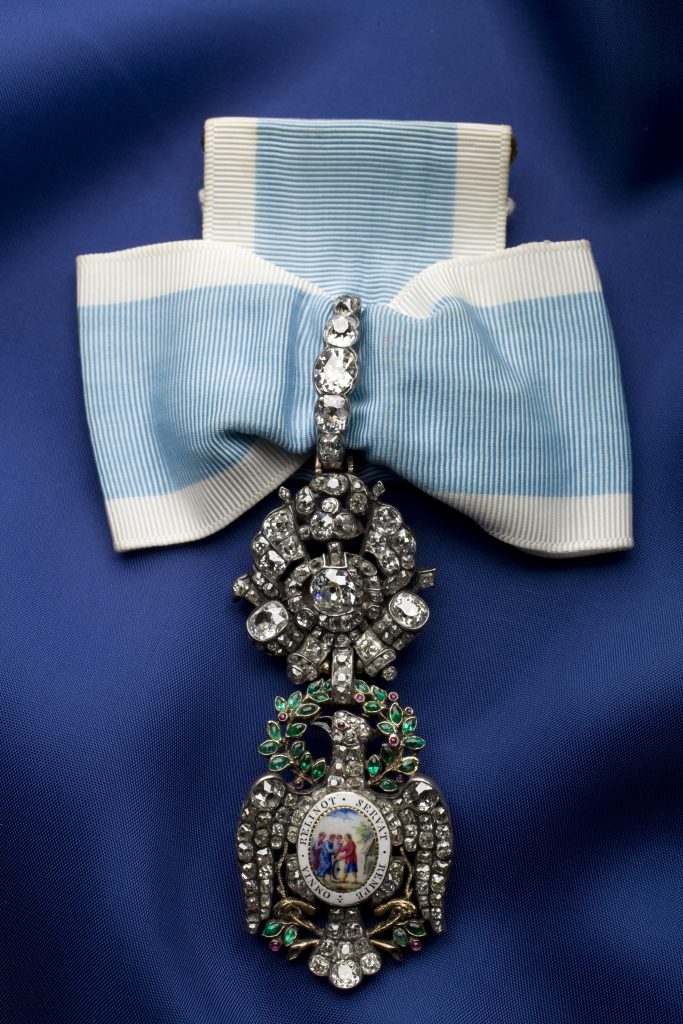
[77,118,632,557]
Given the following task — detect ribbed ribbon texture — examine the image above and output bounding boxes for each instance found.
[78,118,632,556]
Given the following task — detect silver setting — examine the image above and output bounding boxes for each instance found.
[315,394,349,434]
[330,647,354,704]
[388,591,430,631]
[235,297,451,987]
[237,709,453,988]
[324,312,360,348]
[233,471,434,688]
[246,600,290,642]
[313,347,358,397]
[313,296,361,470]
[233,298,435,688]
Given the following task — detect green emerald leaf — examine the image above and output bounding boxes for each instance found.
[393,927,408,947]
[389,702,403,726]
[287,691,302,709]
[266,721,281,742]
[257,740,279,756]
[402,715,417,735]
[404,735,425,750]
[364,700,381,714]
[311,692,330,703]
[380,743,395,765]
[377,721,395,736]
[379,778,398,793]
[300,752,312,773]
[372,687,387,703]
[286,722,307,738]
[296,703,319,718]
[406,919,427,937]
[321,678,332,691]
[355,680,369,693]
[283,925,298,946]
[274,696,287,714]
[398,756,419,775]
[311,759,326,781]
[262,919,284,937]
[290,740,305,758]
[366,755,381,778]
[268,754,292,772]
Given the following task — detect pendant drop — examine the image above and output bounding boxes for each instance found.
[233,298,452,988]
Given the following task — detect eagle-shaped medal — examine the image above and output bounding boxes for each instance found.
[233,297,452,989]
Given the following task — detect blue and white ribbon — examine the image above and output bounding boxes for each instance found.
[78,118,632,557]
[202,118,512,299]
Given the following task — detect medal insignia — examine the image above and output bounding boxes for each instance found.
[234,298,452,988]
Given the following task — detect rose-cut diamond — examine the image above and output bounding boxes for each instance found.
[309,567,360,615]
[388,590,429,630]
[324,312,359,348]
[315,394,349,433]
[246,600,290,642]
[313,347,358,395]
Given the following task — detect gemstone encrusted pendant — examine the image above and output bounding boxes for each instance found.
[234,297,452,989]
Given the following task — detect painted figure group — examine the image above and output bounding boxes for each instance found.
[312,832,359,884]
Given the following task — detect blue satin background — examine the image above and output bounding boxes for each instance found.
[1,2,682,1022]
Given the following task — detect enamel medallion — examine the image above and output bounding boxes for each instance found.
[234,298,452,989]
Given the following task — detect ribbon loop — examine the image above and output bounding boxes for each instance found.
[202,118,513,300]
[78,239,632,556]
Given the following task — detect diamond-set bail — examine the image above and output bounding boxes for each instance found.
[234,296,436,697]
[313,296,361,470]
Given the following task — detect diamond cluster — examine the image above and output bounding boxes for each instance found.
[234,472,433,694]
[233,298,434,700]
[238,719,453,988]
[235,298,451,990]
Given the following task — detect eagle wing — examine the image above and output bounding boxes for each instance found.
[236,774,297,933]
[396,777,453,933]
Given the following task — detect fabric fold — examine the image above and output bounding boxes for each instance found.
[78,239,632,556]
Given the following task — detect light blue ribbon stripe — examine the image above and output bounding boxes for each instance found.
[254,120,459,301]
[79,283,630,504]
[78,119,631,554]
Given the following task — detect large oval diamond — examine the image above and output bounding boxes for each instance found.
[388,590,429,630]
[246,600,289,641]
[309,567,360,616]
[313,347,358,395]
